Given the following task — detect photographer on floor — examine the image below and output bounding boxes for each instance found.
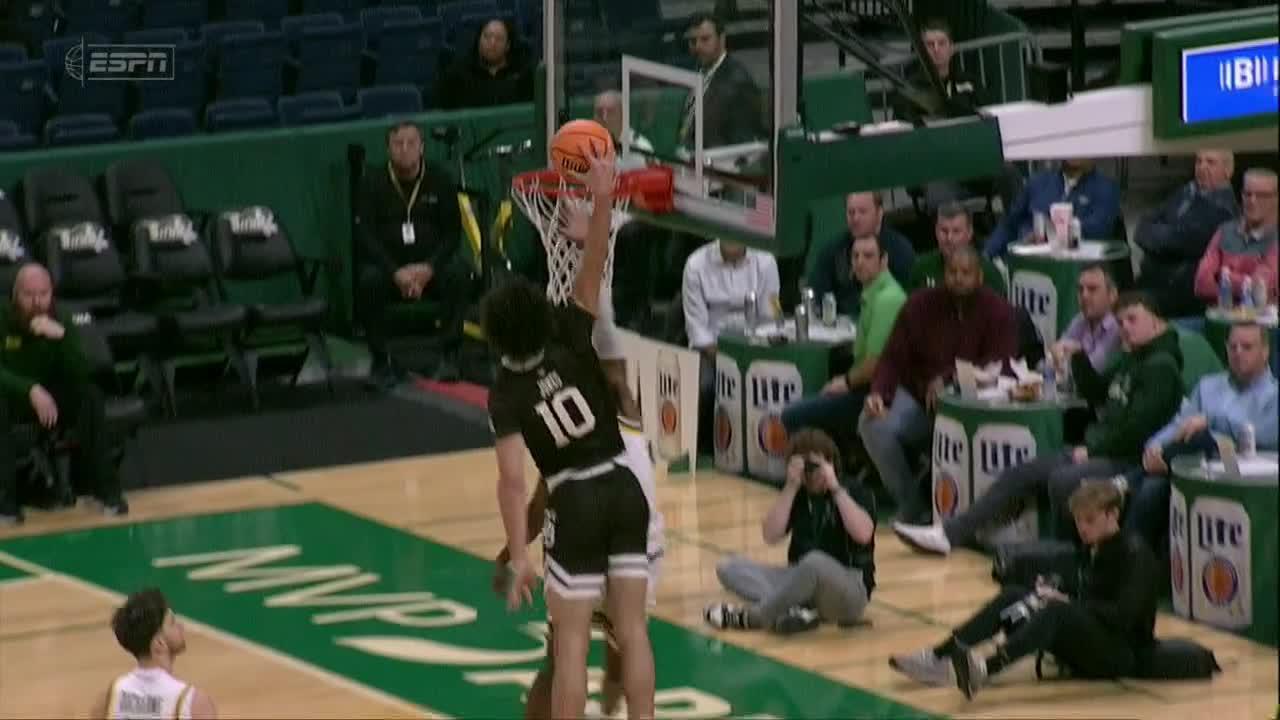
[703,429,876,635]
[889,480,1157,700]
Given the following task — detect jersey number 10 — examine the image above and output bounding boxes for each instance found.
[534,386,597,448]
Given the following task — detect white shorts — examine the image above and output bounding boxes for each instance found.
[592,283,624,361]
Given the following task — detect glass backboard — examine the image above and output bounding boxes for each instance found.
[541,0,797,253]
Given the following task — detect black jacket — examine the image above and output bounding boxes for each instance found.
[1076,532,1158,650]
[436,19,534,110]
[679,53,767,149]
[356,161,462,275]
[894,64,988,124]
[1137,182,1239,317]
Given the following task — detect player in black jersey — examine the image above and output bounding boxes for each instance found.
[483,154,655,720]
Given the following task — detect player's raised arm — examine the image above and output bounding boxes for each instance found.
[571,151,616,317]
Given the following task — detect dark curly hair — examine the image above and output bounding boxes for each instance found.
[785,427,843,479]
[480,278,553,361]
[111,588,169,659]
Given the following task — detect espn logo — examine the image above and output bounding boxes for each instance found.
[64,40,175,85]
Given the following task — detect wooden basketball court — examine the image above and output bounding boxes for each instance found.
[0,449,1274,719]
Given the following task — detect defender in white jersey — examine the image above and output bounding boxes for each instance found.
[92,589,217,720]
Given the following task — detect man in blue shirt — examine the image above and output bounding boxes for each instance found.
[1127,322,1277,557]
[985,160,1122,258]
[807,191,915,317]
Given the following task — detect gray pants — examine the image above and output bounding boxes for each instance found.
[715,550,869,628]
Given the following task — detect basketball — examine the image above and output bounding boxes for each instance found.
[550,119,614,178]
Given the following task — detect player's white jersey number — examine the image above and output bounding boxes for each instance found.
[533,386,596,447]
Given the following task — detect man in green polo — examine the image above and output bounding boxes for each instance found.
[0,263,127,524]
[909,202,1007,296]
[782,235,906,447]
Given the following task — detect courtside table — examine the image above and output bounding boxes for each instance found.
[1169,452,1279,647]
[1007,241,1131,343]
[714,320,855,485]
[932,391,1087,548]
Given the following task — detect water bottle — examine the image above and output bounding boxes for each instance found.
[1241,276,1256,311]
[1239,423,1256,457]
[822,292,838,327]
[1252,275,1268,309]
[795,300,810,341]
[1218,268,1233,310]
[802,287,817,320]
[744,291,759,332]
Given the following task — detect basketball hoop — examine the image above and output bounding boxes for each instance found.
[511,166,673,306]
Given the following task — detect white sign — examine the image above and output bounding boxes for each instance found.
[972,423,1038,547]
[1189,497,1251,629]
[1169,486,1190,619]
[744,361,802,481]
[713,353,744,474]
[615,329,700,469]
[931,415,970,520]
[1011,270,1058,345]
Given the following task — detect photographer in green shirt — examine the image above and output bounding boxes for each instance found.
[0,263,126,524]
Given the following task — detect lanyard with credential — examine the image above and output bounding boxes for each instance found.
[389,163,425,245]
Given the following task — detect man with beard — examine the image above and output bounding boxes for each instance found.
[0,263,126,524]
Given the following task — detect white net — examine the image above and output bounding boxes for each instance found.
[511,173,632,306]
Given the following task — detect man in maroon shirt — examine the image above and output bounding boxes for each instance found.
[858,248,1018,522]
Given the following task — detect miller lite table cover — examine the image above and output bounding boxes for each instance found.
[932,393,1079,548]
[1007,241,1131,343]
[715,332,834,484]
[1170,453,1278,646]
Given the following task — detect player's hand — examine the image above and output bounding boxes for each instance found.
[29,315,65,340]
[29,384,58,429]
[821,376,848,396]
[864,393,886,419]
[583,147,616,200]
[1143,445,1168,475]
[506,557,537,611]
[784,456,805,488]
[491,548,512,598]
[1176,415,1208,442]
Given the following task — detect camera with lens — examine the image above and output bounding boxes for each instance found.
[803,459,820,476]
[998,574,1062,635]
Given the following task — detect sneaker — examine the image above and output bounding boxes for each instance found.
[889,649,954,687]
[99,496,129,517]
[703,602,750,630]
[892,521,953,556]
[772,606,820,635]
[949,645,988,700]
[0,512,23,527]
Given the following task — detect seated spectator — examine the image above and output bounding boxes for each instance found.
[985,160,1121,258]
[782,235,906,445]
[594,90,654,169]
[1130,323,1277,557]
[0,263,127,523]
[678,12,766,150]
[890,481,1156,699]
[1050,263,1121,373]
[704,429,876,634]
[1193,168,1279,306]
[1136,150,1238,317]
[808,192,914,317]
[895,291,1183,553]
[356,122,469,387]
[859,248,1018,523]
[907,203,1006,296]
[437,18,534,110]
[683,239,780,449]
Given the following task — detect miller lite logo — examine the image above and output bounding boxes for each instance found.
[1011,271,1058,344]
[973,424,1038,547]
[655,350,682,461]
[1169,487,1190,619]
[1189,497,1251,629]
[744,361,802,481]
[713,353,743,474]
[931,416,969,519]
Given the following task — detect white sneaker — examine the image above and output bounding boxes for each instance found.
[892,521,952,555]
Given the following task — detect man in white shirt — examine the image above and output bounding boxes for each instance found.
[683,238,780,450]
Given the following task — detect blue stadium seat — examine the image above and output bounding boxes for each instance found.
[278,91,359,126]
[59,0,138,40]
[281,13,343,50]
[371,20,442,90]
[438,1,499,33]
[0,131,38,151]
[139,0,209,31]
[223,0,290,29]
[19,2,57,55]
[134,41,205,116]
[291,23,364,100]
[217,32,286,101]
[124,27,189,45]
[200,20,264,66]
[205,98,277,132]
[44,113,119,147]
[52,78,128,123]
[0,44,26,64]
[358,85,422,118]
[0,60,48,136]
[361,6,423,40]
[300,0,362,19]
[129,108,198,139]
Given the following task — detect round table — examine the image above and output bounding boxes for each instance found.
[932,391,1086,548]
[1169,452,1278,646]
[1203,306,1280,378]
[714,320,856,483]
[1006,240,1131,344]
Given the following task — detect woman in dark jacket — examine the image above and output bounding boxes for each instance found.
[436,17,534,110]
